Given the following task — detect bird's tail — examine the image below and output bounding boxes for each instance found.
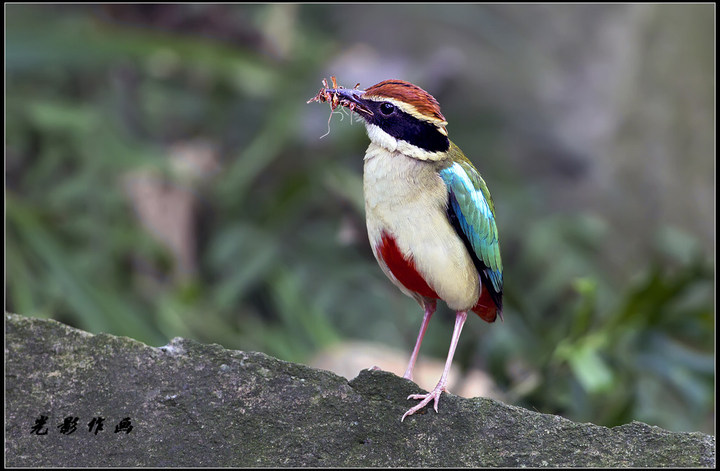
[471,286,502,323]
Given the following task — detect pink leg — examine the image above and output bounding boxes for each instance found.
[401,310,467,422]
[403,299,437,381]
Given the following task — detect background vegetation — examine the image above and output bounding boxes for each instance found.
[6,4,714,434]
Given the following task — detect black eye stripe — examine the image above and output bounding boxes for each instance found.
[367,101,449,153]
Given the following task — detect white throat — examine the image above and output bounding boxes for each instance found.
[365,124,447,162]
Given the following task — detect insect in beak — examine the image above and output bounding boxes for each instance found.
[307,76,373,117]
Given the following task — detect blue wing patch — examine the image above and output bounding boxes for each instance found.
[439,161,503,309]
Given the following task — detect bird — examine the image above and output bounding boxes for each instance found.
[308,78,503,421]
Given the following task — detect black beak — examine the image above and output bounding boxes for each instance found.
[308,86,374,117]
[333,88,373,117]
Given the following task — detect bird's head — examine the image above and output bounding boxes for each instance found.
[310,79,451,161]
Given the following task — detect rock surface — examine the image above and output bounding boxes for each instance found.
[5,313,715,467]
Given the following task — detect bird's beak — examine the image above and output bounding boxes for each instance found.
[333,88,373,116]
[308,85,373,117]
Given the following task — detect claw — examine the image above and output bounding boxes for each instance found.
[400,386,446,422]
[400,311,467,422]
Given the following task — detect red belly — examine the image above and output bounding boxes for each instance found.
[376,232,439,299]
[377,231,498,323]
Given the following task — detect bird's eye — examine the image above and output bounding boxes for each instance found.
[379,102,395,115]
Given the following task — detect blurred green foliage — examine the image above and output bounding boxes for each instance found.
[6,4,714,434]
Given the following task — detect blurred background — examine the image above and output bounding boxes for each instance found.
[5,4,714,434]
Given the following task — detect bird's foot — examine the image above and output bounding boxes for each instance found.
[400,385,446,422]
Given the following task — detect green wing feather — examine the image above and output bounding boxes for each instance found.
[438,143,503,308]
